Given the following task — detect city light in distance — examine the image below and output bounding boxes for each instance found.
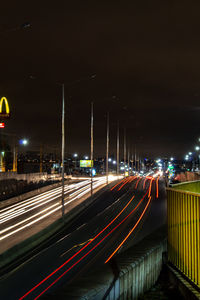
[19,139,28,146]
[73,153,78,158]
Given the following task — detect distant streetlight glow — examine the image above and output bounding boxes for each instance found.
[170,157,174,161]
[84,155,88,160]
[19,139,28,146]
[189,152,192,155]
[73,153,78,157]
[108,158,112,162]
[195,146,200,151]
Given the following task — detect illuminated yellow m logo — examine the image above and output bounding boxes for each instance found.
[0,97,10,114]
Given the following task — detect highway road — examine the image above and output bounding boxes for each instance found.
[0,176,119,253]
[0,175,167,299]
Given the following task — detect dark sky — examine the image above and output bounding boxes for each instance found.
[1,1,200,159]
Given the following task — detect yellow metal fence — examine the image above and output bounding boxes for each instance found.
[167,188,200,287]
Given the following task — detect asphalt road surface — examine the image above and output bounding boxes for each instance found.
[0,175,167,300]
[0,176,117,252]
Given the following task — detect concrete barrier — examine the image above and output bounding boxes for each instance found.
[49,227,167,299]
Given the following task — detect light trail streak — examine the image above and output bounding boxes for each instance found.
[110,178,126,191]
[135,176,142,189]
[156,177,159,198]
[0,182,91,224]
[117,176,135,191]
[19,193,137,300]
[0,180,91,221]
[0,177,115,241]
[105,196,152,263]
[30,190,150,300]
[148,178,154,198]
[143,177,148,189]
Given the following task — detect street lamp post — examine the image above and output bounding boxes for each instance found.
[124,128,126,177]
[106,112,109,184]
[90,102,94,196]
[117,121,119,177]
[128,149,130,176]
[61,84,65,220]
[30,74,96,219]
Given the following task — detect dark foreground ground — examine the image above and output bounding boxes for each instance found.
[139,264,184,300]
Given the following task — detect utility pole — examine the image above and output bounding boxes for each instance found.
[117,121,119,177]
[61,83,65,220]
[124,128,126,177]
[128,148,130,176]
[131,152,134,175]
[91,102,94,195]
[106,112,109,184]
[135,147,137,173]
[13,145,18,172]
[40,144,43,173]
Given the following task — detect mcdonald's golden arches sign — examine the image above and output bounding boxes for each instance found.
[0,97,10,119]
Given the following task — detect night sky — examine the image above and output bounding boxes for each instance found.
[1,1,200,159]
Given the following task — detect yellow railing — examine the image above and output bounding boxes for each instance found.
[167,188,200,287]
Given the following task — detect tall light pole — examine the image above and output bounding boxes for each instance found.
[106,112,109,184]
[128,148,130,176]
[61,84,65,219]
[124,128,126,177]
[13,145,18,172]
[91,102,94,196]
[40,144,43,173]
[117,121,119,177]
[135,147,137,173]
[131,152,134,174]
[29,74,96,217]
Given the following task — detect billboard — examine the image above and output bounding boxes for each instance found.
[80,160,93,168]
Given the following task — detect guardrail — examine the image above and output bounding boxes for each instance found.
[167,186,200,288]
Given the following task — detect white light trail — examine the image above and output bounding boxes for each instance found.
[0,176,118,242]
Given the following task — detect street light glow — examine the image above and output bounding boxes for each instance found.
[195,146,200,151]
[73,153,78,157]
[19,139,28,146]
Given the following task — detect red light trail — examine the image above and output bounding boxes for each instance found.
[19,192,137,299]
[105,195,152,263]
[20,179,153,300]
